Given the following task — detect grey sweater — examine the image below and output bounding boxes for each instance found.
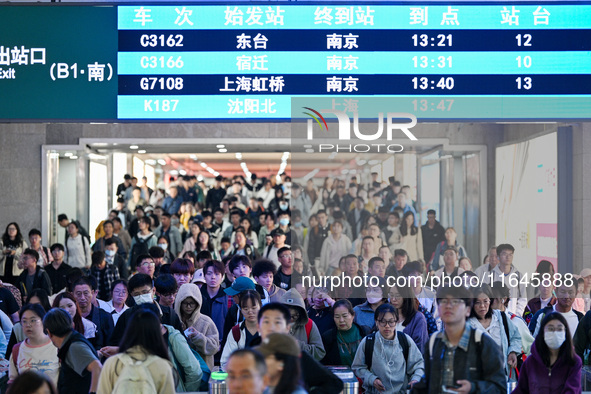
[352,331,425,394]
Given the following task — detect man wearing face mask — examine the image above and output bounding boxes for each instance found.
[100,273,184,357]
[154,212,183,258]
[277,211,298,247]
[103,238,128,280]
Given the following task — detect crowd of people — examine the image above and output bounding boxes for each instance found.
[0,172,588,393]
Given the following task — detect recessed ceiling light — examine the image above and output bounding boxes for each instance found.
[70,156,78,160]
[64,152,73,157]
[219,148,228,153]
[157,159,166,166]
[216,144,225,148]
[137,150,146,154]
[130,145,139,149]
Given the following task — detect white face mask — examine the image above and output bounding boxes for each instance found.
[158,243,168,251]
[544,331,566,350]
[279,203,289,211]
[367,297,382,304]
[279,218,290,226]
[105,249,115,257]
[133,293,153,305]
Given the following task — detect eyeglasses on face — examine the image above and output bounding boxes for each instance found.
[377,319,397,327]
[438,299,464,307]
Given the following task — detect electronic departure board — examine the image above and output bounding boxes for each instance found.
[1,3,591,121]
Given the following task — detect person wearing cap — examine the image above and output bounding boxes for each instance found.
[256,333,306,394]
[174,282,220,371]
[433,245,465,280]
[280,288,326,362]
[222,276,256,350]
[264,228,288,268]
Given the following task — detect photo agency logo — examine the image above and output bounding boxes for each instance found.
[302,107,418,153]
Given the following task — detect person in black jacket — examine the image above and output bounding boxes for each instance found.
[100,273,183,356]
[253,302,344,394]
[16,249,52,303]
[321,299,371,366]
[413,285,506,394]
[420,209,446,264]
[71,276,114,351]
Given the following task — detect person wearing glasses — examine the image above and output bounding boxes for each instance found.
[468,284,522,381]
[513,312,582,393]
[8,304,59,385]
[352,303,424,393]
[412,285,506,394]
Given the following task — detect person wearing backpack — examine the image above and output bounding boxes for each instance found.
[127,217,157,271]
[352,303,424,394]
[97,307,175,394]
[280,288,326,362]
[43,308,102,394]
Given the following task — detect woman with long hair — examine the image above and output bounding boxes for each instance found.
[387,284,429,352]
[220,290,262,370]
[196,230,220,260]
[97,308,175,393]
[7,370,57,394]
[52,292,96,340]
[229,228,257,260]
[399,211,423,262]
[257,333,306,394]
[8,304,59,385]
[238,217,259,250]
[180,221,201,256]
[0,222,28,285]
[513,312,581,393]
[468,284,522,381]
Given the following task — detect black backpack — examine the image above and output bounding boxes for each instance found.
[365,331,409,370]
[130,234,154,267]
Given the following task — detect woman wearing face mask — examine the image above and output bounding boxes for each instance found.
[513,312,581,393]
[157,235,175,265]
[321,299,371,366]
[353,277,388,330]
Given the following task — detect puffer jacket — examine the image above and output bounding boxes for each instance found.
[173,283,220,370]
[281,288,326,361]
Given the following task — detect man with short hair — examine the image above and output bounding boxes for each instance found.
[28,228,52,267]
[306,210,330,264]
[347,197,371,239]
[162,186,183,215]
[127,186,146,213]
[135,254,156,278]
[58,213,90,244]
[385,249,409,277]
[264,229,288,268]
[226,348,267,394]
[154,212,183,257]
[206,175,227,211]
[474,245,499,277]
[257,212,276,255]
[224,209,244,240]
[273,247,292,290]
[253,303,343,394]
[367,256,386,278]
[421,209,446,263]
[483,244,527,316]
[72,277,114,350]
[391,192,418,226]
[101,273,184,356]
[46,243,72,294]
[43,308,102,394]
[434,246,465,280]
[200,260,228,343]
[530,282,584,338]
[104,238,128,279]
[92,220,126,260]
[253,260,286,303]
[414,286,506,394]
[116,174,132,199]
[16,248,52,302]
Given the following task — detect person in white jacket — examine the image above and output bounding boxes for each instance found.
[318,220,352,276]
[220,290,262,370]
